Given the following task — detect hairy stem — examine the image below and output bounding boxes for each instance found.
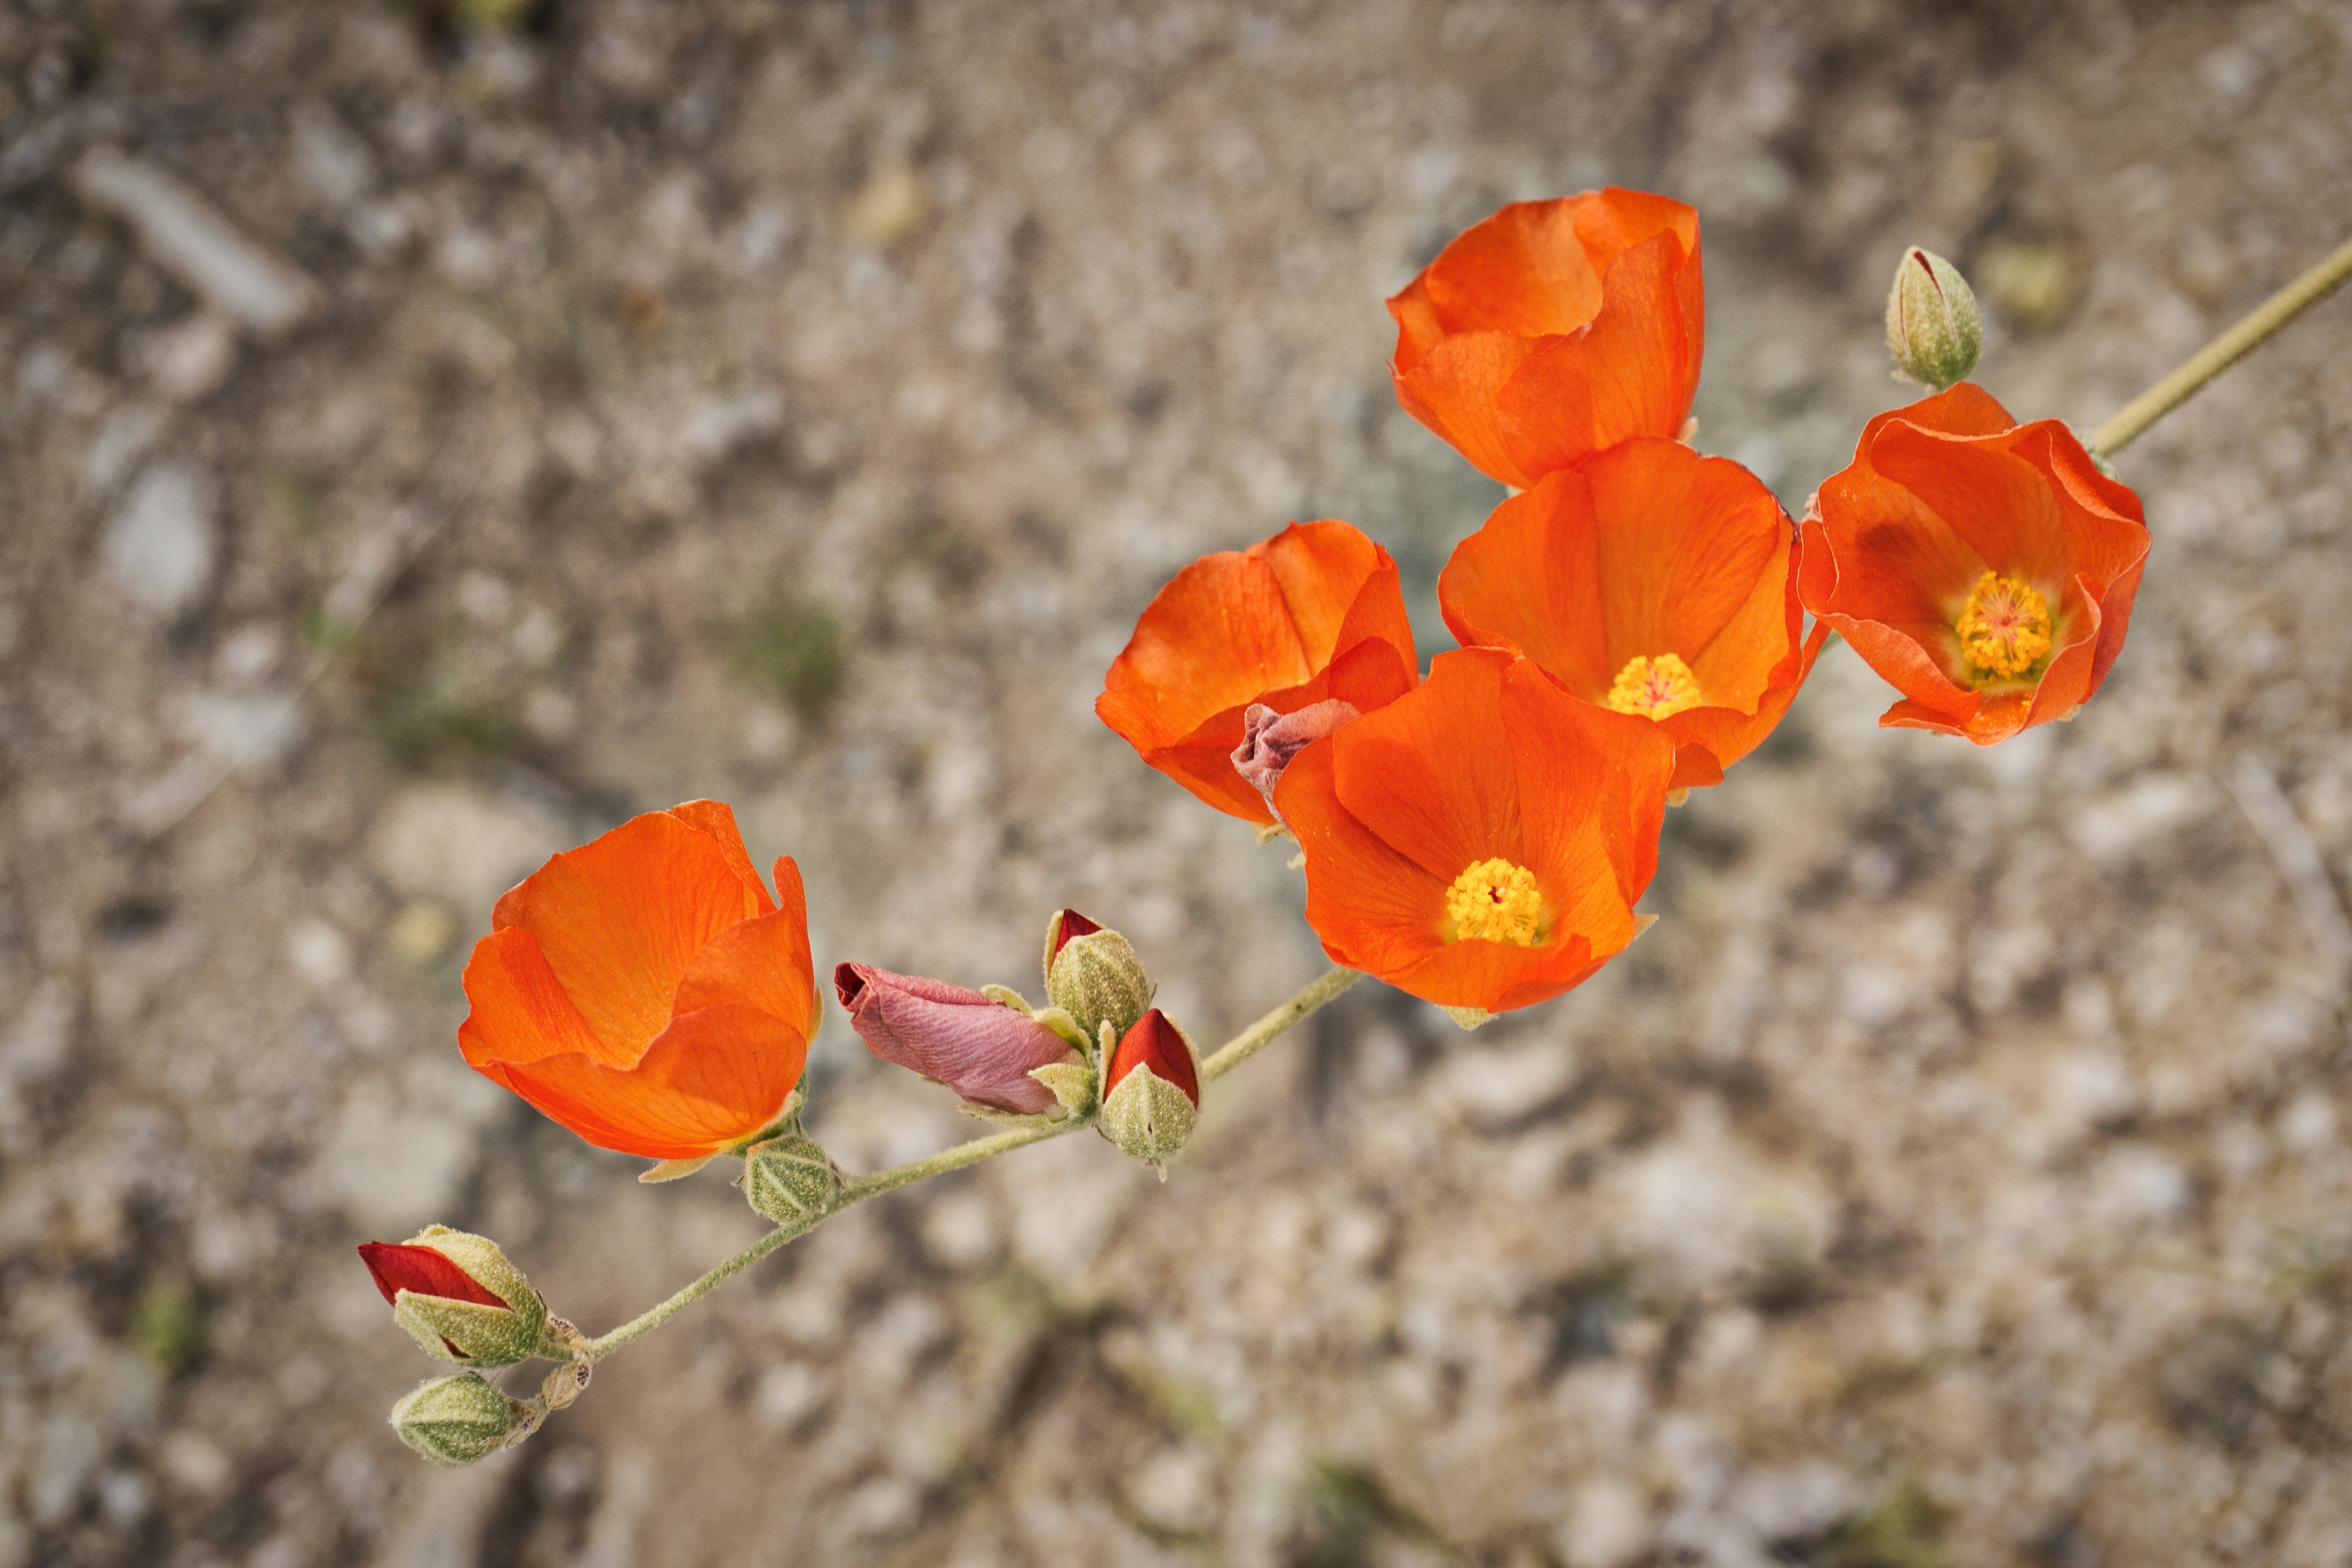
[583,963,1360,1361]
[1199,964,1361,1084]
[2091,235,2352,459]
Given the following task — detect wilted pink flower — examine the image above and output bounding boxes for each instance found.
[1231,699,1361,816]
[835,963,1081,1114]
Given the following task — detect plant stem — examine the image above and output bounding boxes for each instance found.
[1199,964,1361,1084]
[2091,235,2352,459]
[582,963,1361,1361]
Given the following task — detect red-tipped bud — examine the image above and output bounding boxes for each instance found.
[1105,1009,1200,1106]
[1100,1009,1200,1166]
[835,962,1085,1116]
[1045,908,1102,965]
[1230,699,1361,816]
[1042,910,1153,1043]
[360,1244,506,1310]
[356,1226,553,1368]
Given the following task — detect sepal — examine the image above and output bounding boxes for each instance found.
[1027,1060,1099,1119]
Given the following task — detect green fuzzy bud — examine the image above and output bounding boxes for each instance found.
[1100,1064,1197,1166]
[1043,914,1154,1051]
[389,1373,539,1467]
[1884,246,1982,391]
[365,1226,555,1368]
[743,1133,843,1225]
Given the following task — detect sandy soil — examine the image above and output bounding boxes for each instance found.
[5,1,2352,1564]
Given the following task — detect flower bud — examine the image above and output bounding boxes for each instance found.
[357,1226,554,1368]
[1231,700,1361,817]
[1884,246,1982,391]
[743,1131,843,1224]
[1043,909,1154,1048]
[389,1372,539,1467]
[836,962,1085,1116]
[1098,1009,1200,1167]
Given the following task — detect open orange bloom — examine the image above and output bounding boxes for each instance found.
[1273,648,1675,1016]
[1439,437,1824,792]
[459,801,817,1161]
[1798,384,2149,744]
[1387,188,1704,490]
[1097,520,1419,825]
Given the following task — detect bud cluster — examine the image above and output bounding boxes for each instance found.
[831,908,1202,1170]
[359,1226,596,1467]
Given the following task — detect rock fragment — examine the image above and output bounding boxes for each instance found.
[101,463,216,619]
[71,147,321,335]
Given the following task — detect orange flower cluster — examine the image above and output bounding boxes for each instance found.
[433,186,2151,1183]
[1099,187,2148,1018]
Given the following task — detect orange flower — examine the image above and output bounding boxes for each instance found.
[459,801,817,1161]
[1097,520,1419,825]
[1272,648,1675,1016]
[1439,437,1825,792]
[1798,384,2149,744]
[1386,188,1704,490]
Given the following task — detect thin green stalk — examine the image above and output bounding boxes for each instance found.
[2091,235,2352,459]
[1199,964,1361,1084]
[583,964,1361,1361]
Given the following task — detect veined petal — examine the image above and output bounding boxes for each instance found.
[1330,650,1524,882]
[492,1002,809,1161]
[490,812,766,1064]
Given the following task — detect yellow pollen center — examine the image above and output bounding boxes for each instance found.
[1444,858,1545,947]
[1954,571,2053,681]
[1606,653,1704,720]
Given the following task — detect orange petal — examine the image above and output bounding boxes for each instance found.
[663,800,775,917]
[1582,439,1784,673]
[1097,550,1307,749]
[1329,649,1523,882]
[1439,472,1612,698]
[1882,381,2017,439]
[1667,616,1828,782]
[1275,735,1450,978]
[459,926,628,1070]
[1417,198,1605,338]
[1832,613,1981,730]
[1495,234,1698,475]
[1571,187,1702,280]
[1386,276,1448,376]
[1391,926,1610,1013]
[1321,635,1419,714]
[492,1002,809,1160]
[675,904,817,1039]
[1871,421,2067,590]
[494,812,768,1065]
[1392,332,1542,488]
[1258,520,1388,671]
[1142,734,1278,824]
[1502,660,1673,906]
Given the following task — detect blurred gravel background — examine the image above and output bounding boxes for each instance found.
[5,1,2352,1564]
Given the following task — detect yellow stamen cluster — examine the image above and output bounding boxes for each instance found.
[1605,653,1704,720]
[1955,571,2052,681]
[1444,858,1545,947]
